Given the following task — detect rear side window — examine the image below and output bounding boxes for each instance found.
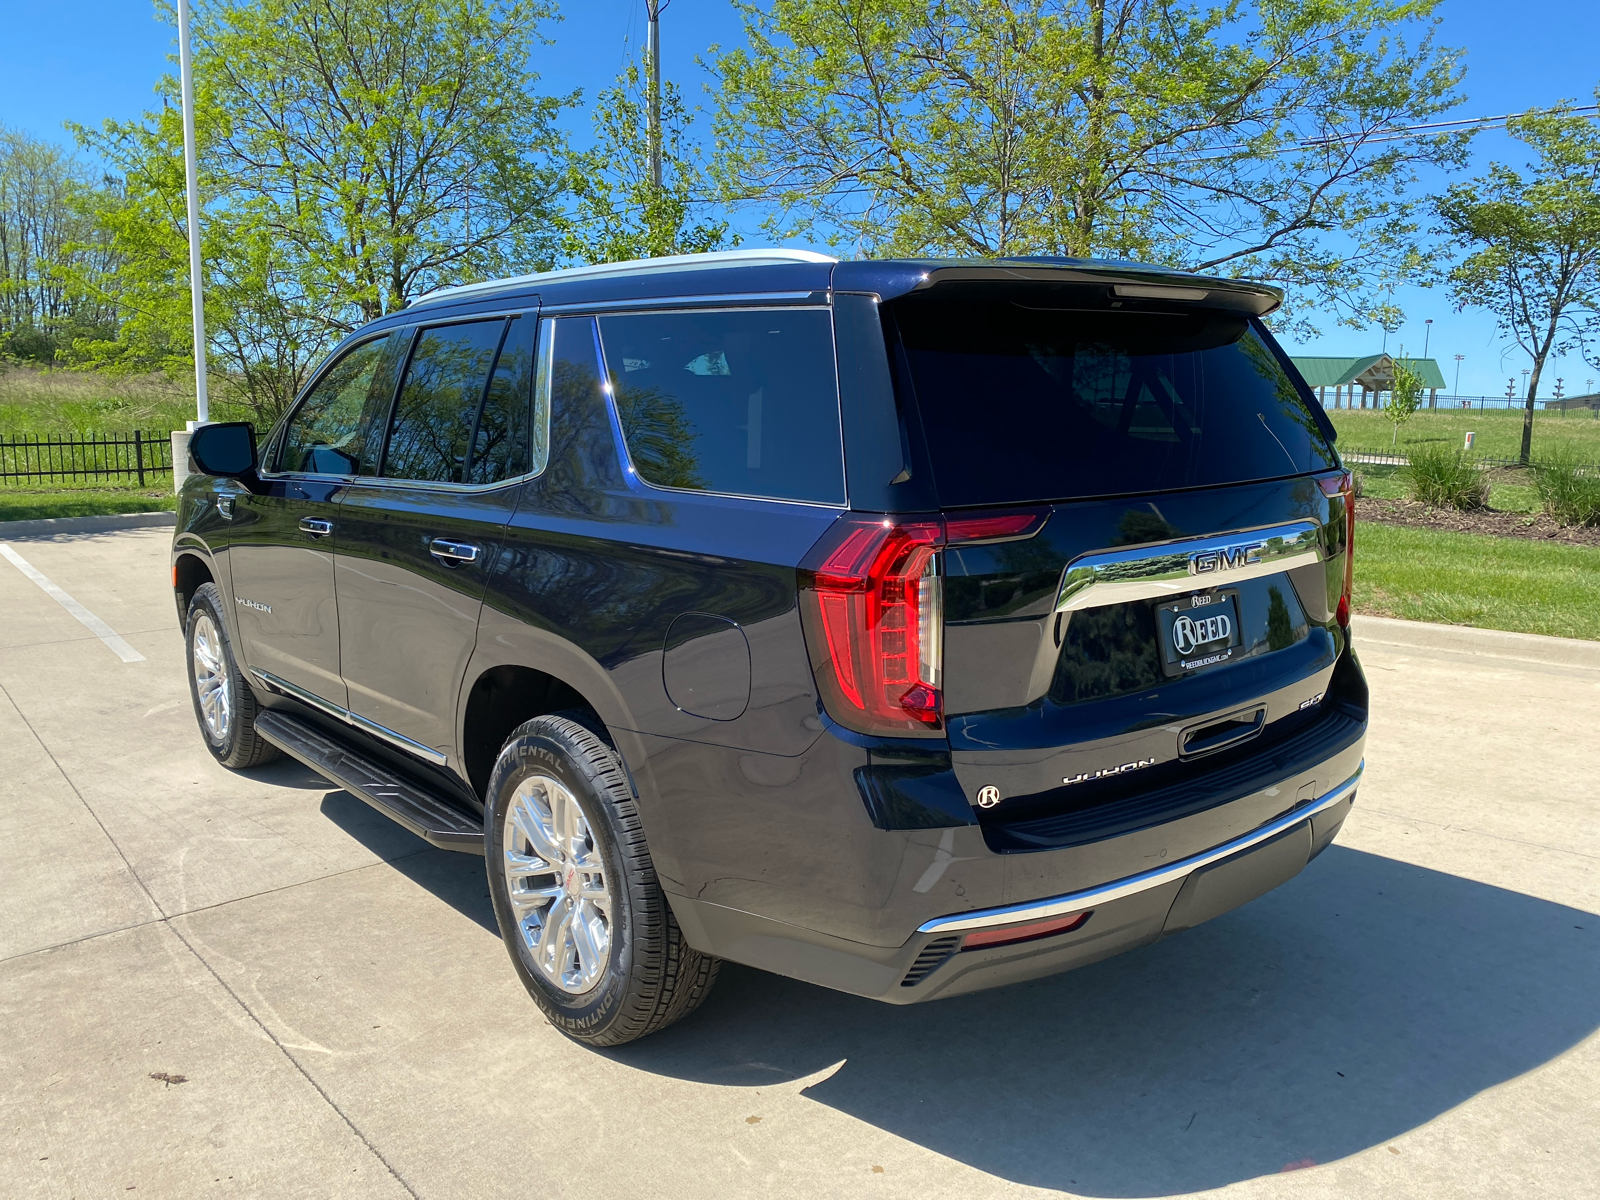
[277,334,395,476]
[888,283,1337,507]
[596,308,845,505]
[384,319,507,484]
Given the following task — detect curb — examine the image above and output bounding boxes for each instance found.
[0,511,178,539]
[1352,613,1600,670]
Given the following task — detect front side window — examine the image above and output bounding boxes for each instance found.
[277,334,395,476]
[384,319,508,484]
[596,308,845,505]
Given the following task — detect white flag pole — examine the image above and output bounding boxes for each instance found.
[176,0,208,426]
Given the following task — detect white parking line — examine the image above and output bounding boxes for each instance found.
[0,543,146,663]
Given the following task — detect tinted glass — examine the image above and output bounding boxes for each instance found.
[278,335,394,475]
[538,316,626,511]
[466,315,535,485]
[889,284,1337,507]
[597,309,844,504]
[384,319,507,483]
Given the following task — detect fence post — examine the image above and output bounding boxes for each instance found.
[136,431,147,487]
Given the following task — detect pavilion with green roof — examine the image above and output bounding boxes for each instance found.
[1290,354,1448,409]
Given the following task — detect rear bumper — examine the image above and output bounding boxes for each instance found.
[668,760,1362,1004]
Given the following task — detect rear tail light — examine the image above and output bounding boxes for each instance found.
[799,515,945,736]
[798,509,1050,738]
[1318,471,1355,627]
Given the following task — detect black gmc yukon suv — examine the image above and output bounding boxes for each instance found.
[174,250,1366,1046]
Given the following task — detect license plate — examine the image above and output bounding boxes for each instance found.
[1156,591,1242,676]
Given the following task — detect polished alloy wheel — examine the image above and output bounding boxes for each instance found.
[502,774,613,993]
[191,611,232,742]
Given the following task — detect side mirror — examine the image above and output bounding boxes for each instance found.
[189,422,258,479]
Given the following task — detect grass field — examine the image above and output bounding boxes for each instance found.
[1327,405,1600,462]
[0,366,250,437]
[0,483,177,522]
[1354,521,1600,640]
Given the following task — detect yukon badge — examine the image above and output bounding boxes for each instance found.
[1063,758,1156,786]
[1189,541,1265,576]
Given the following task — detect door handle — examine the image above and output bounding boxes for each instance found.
[299,517,333,537]
[429,538,481,564]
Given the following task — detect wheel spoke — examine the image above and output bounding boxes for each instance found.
[570,903,606,981]
[537,894,573,967]
[511,794,563,867]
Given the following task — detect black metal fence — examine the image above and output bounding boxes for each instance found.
[1343,446,1599,474]
[0,431,173,487]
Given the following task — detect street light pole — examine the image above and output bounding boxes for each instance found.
[177,0,208,426]
[1453,354,1463,402]
[1423,318,1432,359]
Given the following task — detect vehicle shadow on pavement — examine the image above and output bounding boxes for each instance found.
[315,789,500,936]
[606,846,1599,1196]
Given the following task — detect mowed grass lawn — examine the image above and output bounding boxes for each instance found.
[1328,406,1600,461]
[0,483,177,522]
[1355,522,1600,641]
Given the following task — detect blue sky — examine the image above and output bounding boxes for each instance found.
[3,0,1598,397]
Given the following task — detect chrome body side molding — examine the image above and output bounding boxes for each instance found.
[917,762,1363,935]
[1054,520,1324,614]
[248,668,449,766]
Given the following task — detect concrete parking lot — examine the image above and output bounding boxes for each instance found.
[1,521,1596,1200]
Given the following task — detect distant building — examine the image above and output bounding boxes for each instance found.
[1544,392,1600,412]
[1290,354,1449,409]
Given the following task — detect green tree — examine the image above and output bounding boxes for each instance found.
[1387,351,1423,445]
[199,0,569,325]
[564,60,733,264]
[67,0,571,422]
[710,0,1465,331]
[1436,98,1600,465]
[0,126,120,362]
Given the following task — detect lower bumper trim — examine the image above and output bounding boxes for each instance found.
[917,761,1363,935]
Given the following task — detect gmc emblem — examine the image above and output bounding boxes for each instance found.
[1189,541,1265,575]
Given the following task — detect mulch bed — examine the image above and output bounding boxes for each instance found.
[1356,496,1600,548]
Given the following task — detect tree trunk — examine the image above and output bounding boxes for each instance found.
[1521,360,1544,465]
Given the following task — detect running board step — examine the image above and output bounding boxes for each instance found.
[255,710,484,854]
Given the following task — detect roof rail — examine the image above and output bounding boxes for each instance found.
[411,248,838,308]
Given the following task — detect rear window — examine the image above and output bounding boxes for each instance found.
[887,284,1336,507]
[596,308,845,505]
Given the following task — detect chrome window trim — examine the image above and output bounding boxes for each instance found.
[917,762,1364,935]
[249,668,450,766]
[590,304,850,509]
[1054,519,1325,614]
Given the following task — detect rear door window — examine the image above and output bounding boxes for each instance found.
[383,318,508,484]
[596,308,845,505]
[887,283,1336,507]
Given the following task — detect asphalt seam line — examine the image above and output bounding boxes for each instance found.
[0,543,145,662]
[0,677,421,1199]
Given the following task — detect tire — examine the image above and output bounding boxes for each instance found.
[484,713,719,1046]
[185,582,279,769]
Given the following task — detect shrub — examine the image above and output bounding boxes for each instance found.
[1533,450,1600,526]
[1405,444,1489,509]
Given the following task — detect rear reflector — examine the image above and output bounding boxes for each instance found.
[961,910,1092,950]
